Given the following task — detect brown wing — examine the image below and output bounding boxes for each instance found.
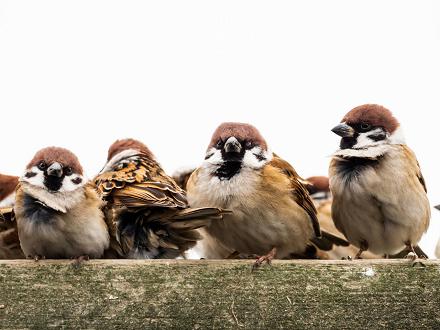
[416,163,427,193]
[269,154,321,238]
[95,155,188,209]
[95,154,227,258]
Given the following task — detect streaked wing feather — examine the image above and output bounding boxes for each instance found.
[269,155,321,237]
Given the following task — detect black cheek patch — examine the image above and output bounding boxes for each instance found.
[368,133,387,142]
[25,172,37,178]
[253,153,266,162]
[205,153,214,160]
[72,177,83,185]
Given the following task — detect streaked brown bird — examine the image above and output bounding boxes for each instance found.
[94,138,228,259]
[187,122,347,267]
[329,104,430,259]
[14,147,109,259]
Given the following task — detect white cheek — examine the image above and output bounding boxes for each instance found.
[59,174,87,192]
[242,147,272,169]
[204,148,223,165]
[353,129,386,149]
[20,166,45,188]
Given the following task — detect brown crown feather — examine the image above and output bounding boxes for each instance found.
[342,104,399,134]
[27,147,83,175]
[208,122,268,150]
[107,138,154,161]
[306,176,330,193]
[0,174,19,200]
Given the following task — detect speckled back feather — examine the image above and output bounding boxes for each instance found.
[95,154,226,258]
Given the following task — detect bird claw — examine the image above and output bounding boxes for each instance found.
[71,255,90,269]
[406,252,426,267]
[251,248,276,271]
[30,255,45,262]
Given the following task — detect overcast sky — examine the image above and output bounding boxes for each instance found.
[1,1,439,256]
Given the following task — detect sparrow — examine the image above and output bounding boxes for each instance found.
[0,174,19,207]
[329,104,430,259]
[187,122,347,267]
[94,138,227,259]
[14,147,110,259]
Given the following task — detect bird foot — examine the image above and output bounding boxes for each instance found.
[29,255,45,262]
[406,252,426,267]
[71,255,90,269]
[252,248,276,271]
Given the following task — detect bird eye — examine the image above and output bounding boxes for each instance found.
[38,161,47,171]
[215,140,223,148]
[360,123,371,131]
[64,167,73,176]
[245,141,254,149]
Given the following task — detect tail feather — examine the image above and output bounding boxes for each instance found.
[311,230,349,251]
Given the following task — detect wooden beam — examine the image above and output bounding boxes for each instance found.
[0,260,438,328]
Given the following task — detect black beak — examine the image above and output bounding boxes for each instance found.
[331,123,355,138]
[435,205,440,211]
[224,137,242,154]
[47,162,63,178]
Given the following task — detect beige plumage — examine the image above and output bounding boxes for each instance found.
[14,147,109,259]
[187,122,347,266]
[329,104,430,258]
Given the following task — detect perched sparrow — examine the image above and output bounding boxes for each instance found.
[329,104,430,258]
[94,138,226,259]
[14,147,109,259]
[0,174,19,207]
[187,122,347,266]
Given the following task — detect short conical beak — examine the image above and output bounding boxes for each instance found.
[47,162,63,177]
[224,137,242,153]
[331,123,355,138]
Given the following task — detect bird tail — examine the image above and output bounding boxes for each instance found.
[113,207,231,259]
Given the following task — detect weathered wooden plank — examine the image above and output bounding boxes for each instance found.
[0,260,439,329]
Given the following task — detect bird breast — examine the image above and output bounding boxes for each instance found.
[15,185,109,258]
[188,165,314,257]
[329,144,430,255]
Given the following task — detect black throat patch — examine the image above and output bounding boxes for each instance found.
[44,174,64,192]
[215,161,242,180]
[335,157,382,183]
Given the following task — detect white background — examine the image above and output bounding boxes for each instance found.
[1,1,439,256]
